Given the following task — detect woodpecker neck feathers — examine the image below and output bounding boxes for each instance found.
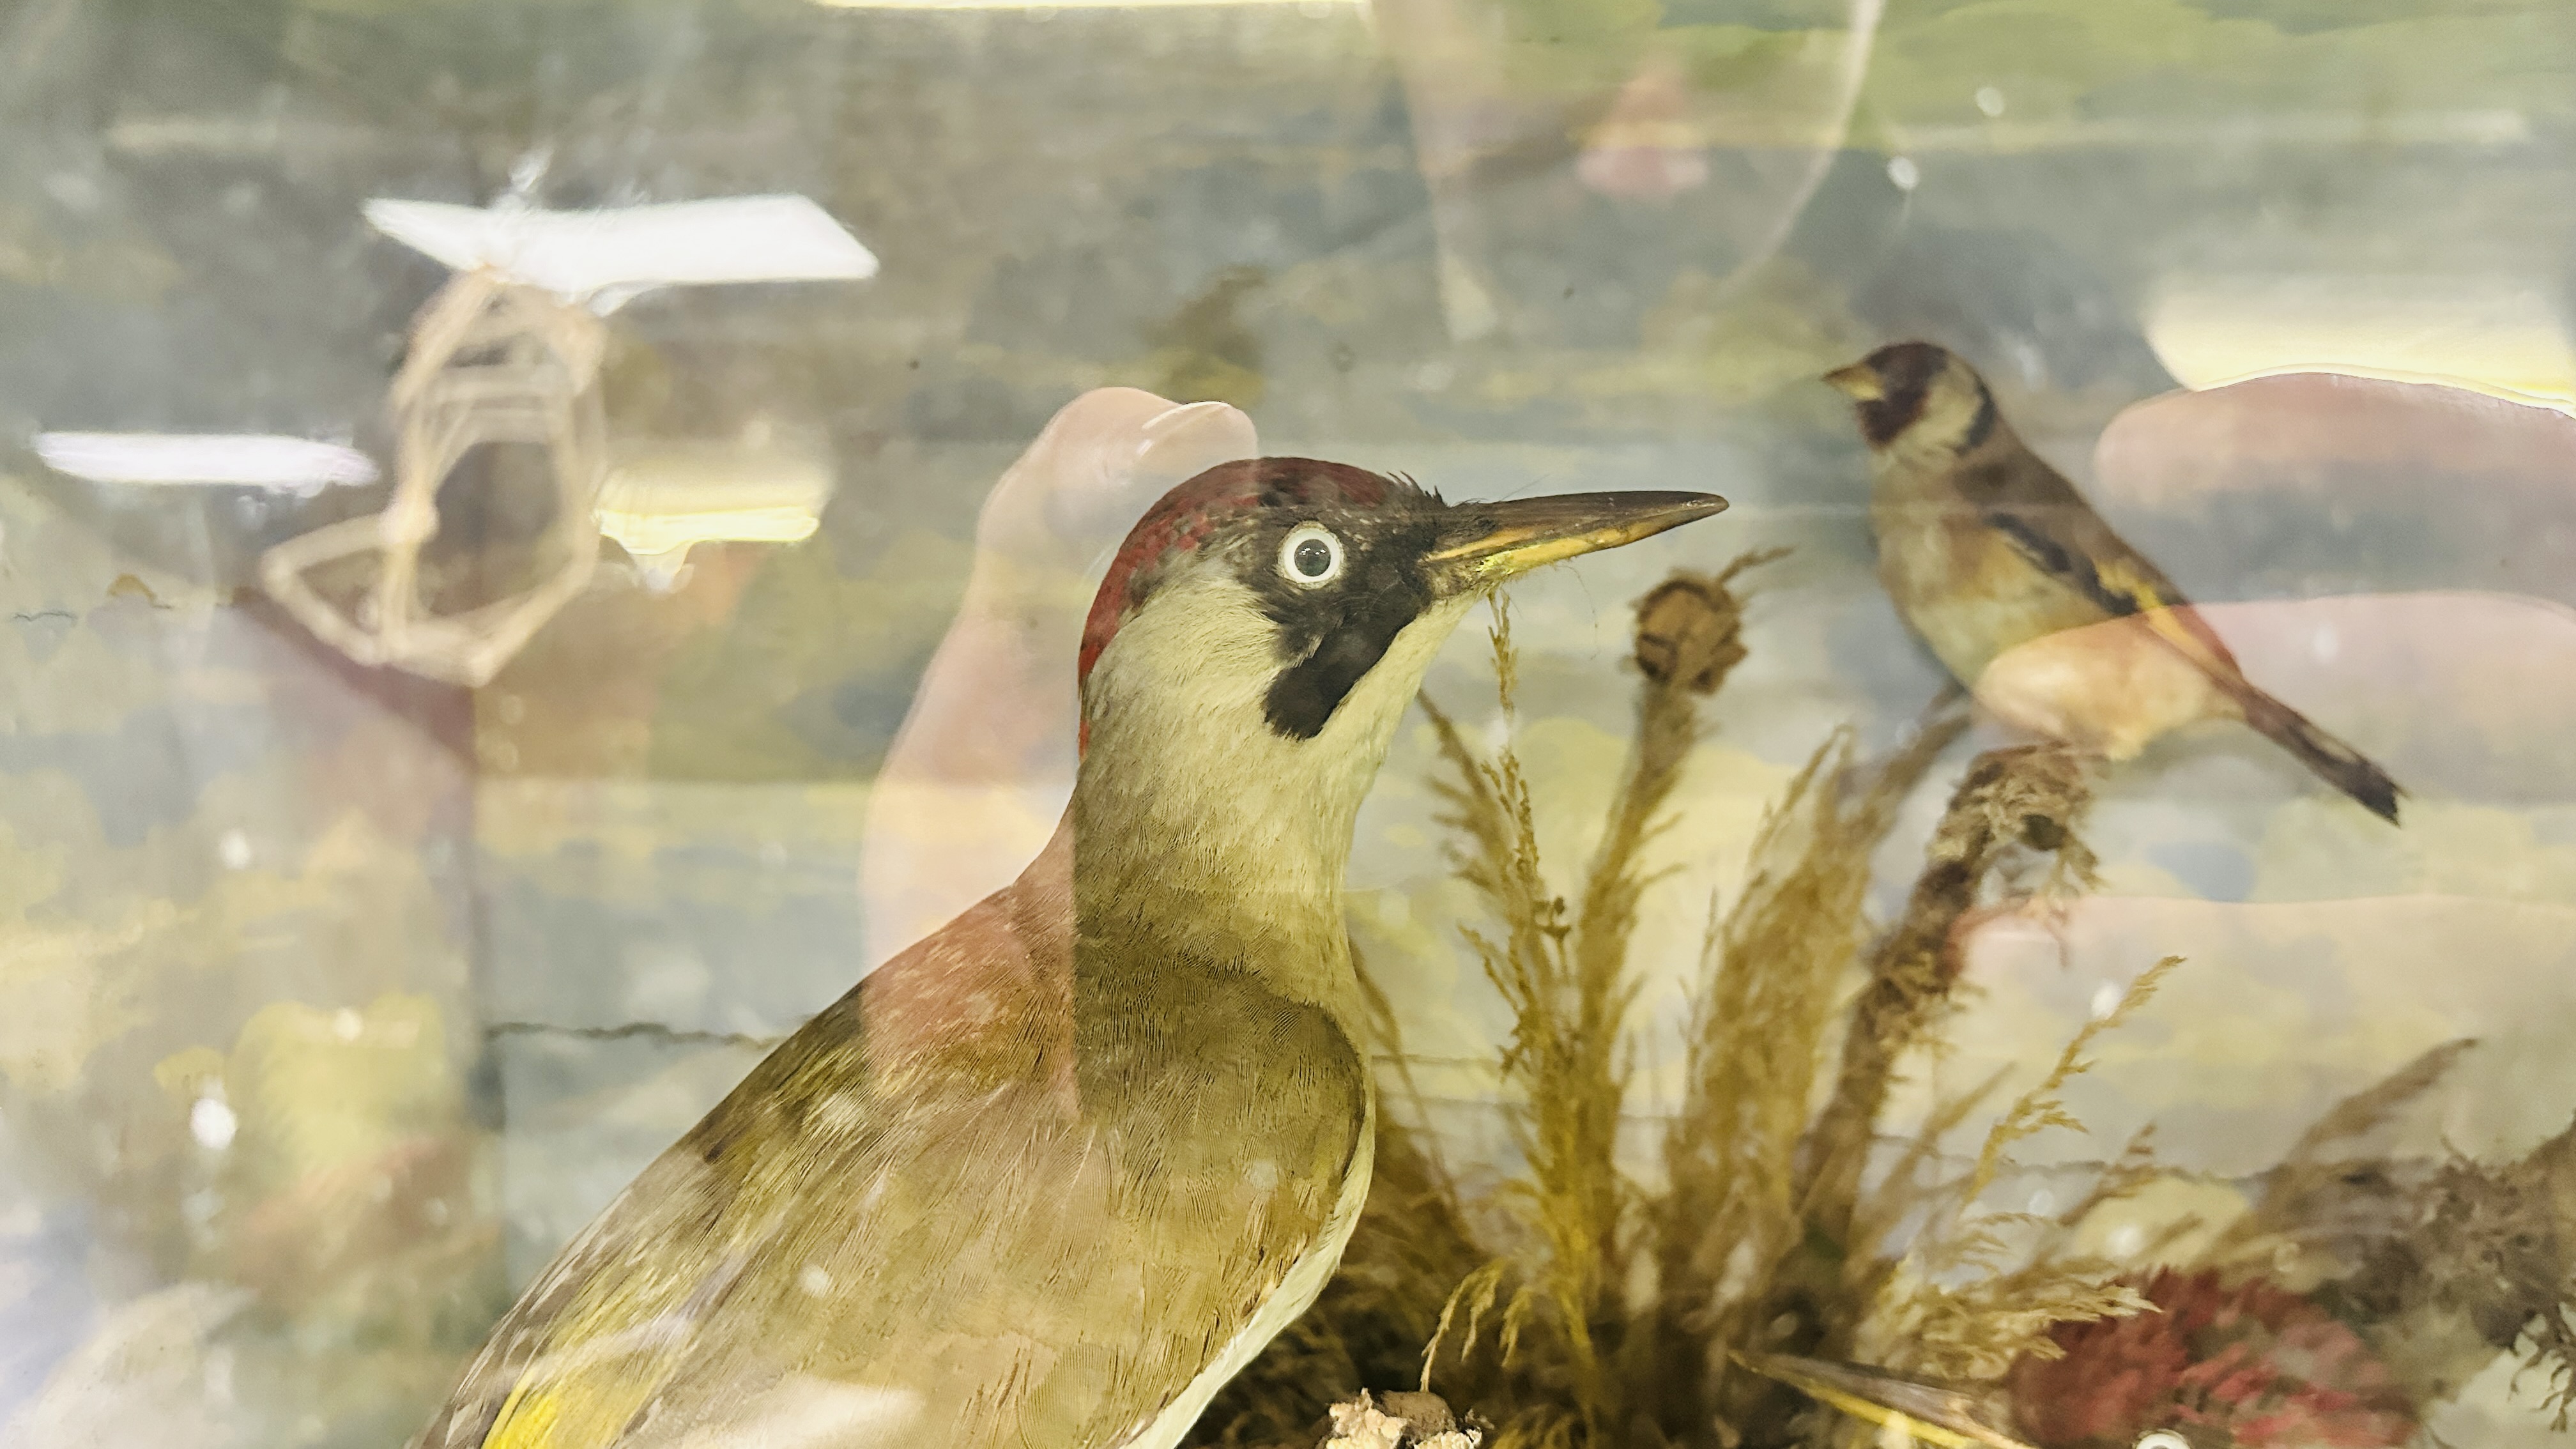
[1074,572,1470,1009]
[1067,461,1455,1027]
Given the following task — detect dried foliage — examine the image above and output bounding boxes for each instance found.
[1413,601,1641,1447]
[2202,1038,2478,1287]
[1861,959,2180,1384]
[2339,1130,2576,1425]
[2242,1040,2576,1428]
[1803,743,2099,1256]
[1664,716,1965,1445]
[1190,556,2179,1449]
[1630,550,1788,695]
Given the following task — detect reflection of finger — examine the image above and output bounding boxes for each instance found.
[852,782,1064,976]
[2207,593,2570,797]
[2094,372,2576,615]
[1974,613,2232,762]
[908,389,1260,774]
[2098,372,2576,505]
[1134,397,1259,487]
[983,388,1256,565]
[1980,590,2576,804]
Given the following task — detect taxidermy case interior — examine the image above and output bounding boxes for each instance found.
[9,5,2574,1446]
[1191,555,2576,1449]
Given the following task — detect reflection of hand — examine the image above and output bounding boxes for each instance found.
[858,388,1256,969]
[970,389,1257,579]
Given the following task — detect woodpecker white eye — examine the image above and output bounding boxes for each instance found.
[2135,1431,2191,1449]
[1278,523,1345,588]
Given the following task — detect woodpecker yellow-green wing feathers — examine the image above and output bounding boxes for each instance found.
[476,1261,721,1449]
[419,954,1372,1449]
[418,1150,738,1449]
[417,1027,839,1449]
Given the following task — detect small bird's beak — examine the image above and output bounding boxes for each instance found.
[1423,491,1727,594]
[1821,361,1885,401]
[1734,1353,2037,1449]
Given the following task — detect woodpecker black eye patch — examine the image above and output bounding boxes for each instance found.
[1256,531,1435,740]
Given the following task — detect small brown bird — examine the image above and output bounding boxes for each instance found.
[1823,342,2401,823]
[415,460,1723,1449]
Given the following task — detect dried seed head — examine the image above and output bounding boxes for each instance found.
[1929,742,2100,891]
[1632,549,1786,694]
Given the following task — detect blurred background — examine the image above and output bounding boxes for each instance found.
[1,0,2573,1442]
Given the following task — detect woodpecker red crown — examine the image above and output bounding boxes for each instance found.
[1075,457,1406,688]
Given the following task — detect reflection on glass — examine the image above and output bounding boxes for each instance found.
[3,0,2574,1445]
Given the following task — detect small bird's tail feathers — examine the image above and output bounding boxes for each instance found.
[2232,686,2404,825]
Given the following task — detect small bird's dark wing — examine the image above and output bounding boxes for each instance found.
[1960,449,2248,684]
[1965,447,2405,822]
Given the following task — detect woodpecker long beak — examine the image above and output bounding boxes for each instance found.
[1821,361,1885,400]
[1423,490,1727,594]
[1734,1353,2037,1449]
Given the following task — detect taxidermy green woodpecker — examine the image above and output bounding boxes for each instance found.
[415,459,1726,1449]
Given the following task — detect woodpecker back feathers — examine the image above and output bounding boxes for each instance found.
[415,459,1723,1449]
[1824,341,2402,824]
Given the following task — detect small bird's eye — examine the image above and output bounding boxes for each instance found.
[2135,1432,2190,1449]
[1278,523,1346,588]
